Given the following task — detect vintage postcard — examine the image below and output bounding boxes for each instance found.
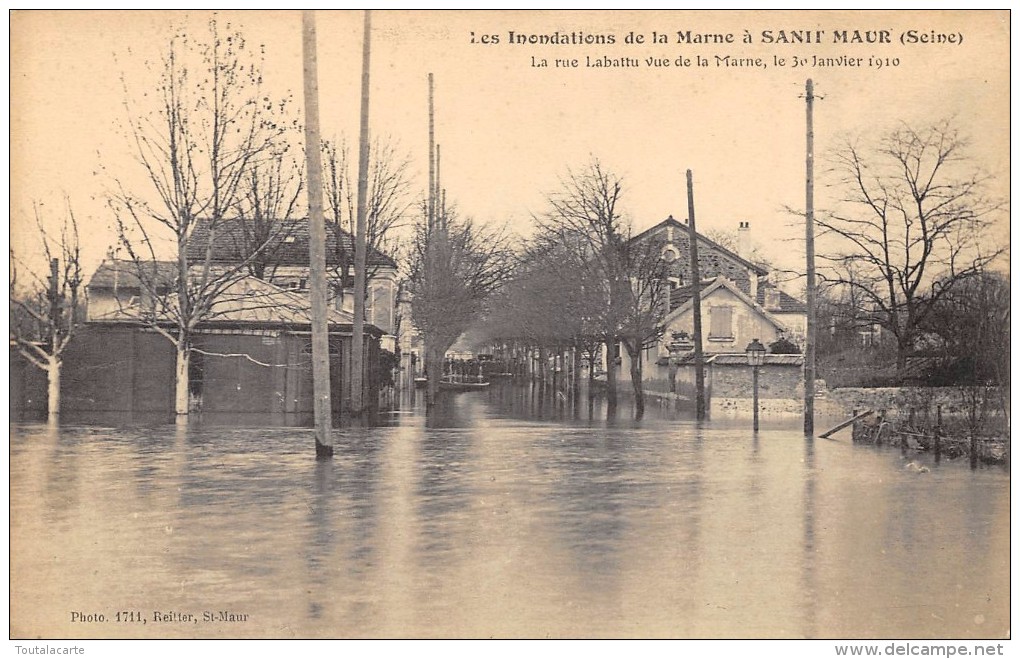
[9,9,1010,649]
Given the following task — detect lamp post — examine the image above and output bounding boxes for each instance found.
[745,338,766,432]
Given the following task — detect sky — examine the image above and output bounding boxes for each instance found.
[10,9,1011,285]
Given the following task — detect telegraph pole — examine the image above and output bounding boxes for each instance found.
[686,170,706,421]
[302,10,332,457]
[435,144,442,229]
[351,10,372,415]
[427,73,436,230]
[804,78,817,436]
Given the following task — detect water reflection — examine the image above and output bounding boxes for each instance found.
[8,386,1010,639]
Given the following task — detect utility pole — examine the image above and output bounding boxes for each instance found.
[427,73,435,231]
[302,10,332,457]
[424,73,439,407]
[351,10,372,415]
[686,170,706,421]
[804,78,817,437]
[435,144,442,229]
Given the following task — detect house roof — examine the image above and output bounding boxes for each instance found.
[664,276,788,332]
[186,217,398,269]
[201,276,355,325]
[630,216,768,277]
[669,279,714,310]
[669,277,806,315]
[87,273,384,334]
[88,259,178,289]
[756,285,807,313]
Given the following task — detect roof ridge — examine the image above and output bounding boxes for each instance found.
[630,216,768,275]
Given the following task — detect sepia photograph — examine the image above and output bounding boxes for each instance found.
[8,8,1010,651]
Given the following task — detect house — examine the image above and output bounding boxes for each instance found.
[615,216,808,410]
[186,218,401,350]
[661,276,799,359]
[67,256,384,421]
[632,215,769,295]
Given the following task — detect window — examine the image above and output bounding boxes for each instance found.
[709,306,733,339]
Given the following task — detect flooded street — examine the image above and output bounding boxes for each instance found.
[10,386,1009,639]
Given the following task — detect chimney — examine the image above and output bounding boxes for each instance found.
[737,221,750,260]
[765,286,781,311]
[739,221,760,301]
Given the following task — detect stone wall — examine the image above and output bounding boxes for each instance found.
[824,386,1006,421]
[711,363,803,400]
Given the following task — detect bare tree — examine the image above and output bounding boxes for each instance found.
[922,271,1010,430]
[322,136,413,304]
[616,237,670,419]
[408,210,514,407]
[9,199,84,424]
[230,144,305,280]
[537,158,668,418]
[702,227,774,270]
[478,236,606,398]
[537,159,625,413]
[819,119,1006,371]
[106,18,293,418]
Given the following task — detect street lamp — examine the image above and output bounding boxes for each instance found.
[745,338,767,432]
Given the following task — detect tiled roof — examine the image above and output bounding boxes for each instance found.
[88,260,178,289]
[88,274,362,328]
[668,279,714,311]
[757,285,807,313]
[630,216,768,276]
[202,276,354,325]
[668,278,806,315]
[186,218,398,268]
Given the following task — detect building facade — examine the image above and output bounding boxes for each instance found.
[186,218,400,350]
[71,250,386,420]
[615,217,808,406]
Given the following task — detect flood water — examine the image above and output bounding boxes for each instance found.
[10,385,1010,639]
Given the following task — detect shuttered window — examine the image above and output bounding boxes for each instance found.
[709,306,733,339]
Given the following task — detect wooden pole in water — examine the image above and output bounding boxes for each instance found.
[686,170,706,421]
[351,9,372,415]
[934,404,942,463]
[302,10,333,457]
[803,78,817,437]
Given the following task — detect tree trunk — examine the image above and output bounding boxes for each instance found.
[605,338,618,418]
[626,342,645,420]
[571,345,582,412]
[424,343,443,409]
[46,356,61,425]
[896,339,910,373]
[175,343,190,417]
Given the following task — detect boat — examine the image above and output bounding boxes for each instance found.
[438,378,490,392]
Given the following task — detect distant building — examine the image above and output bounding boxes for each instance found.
[186,218,400,350]
[62,220,395,420]
[616,216,808,407]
